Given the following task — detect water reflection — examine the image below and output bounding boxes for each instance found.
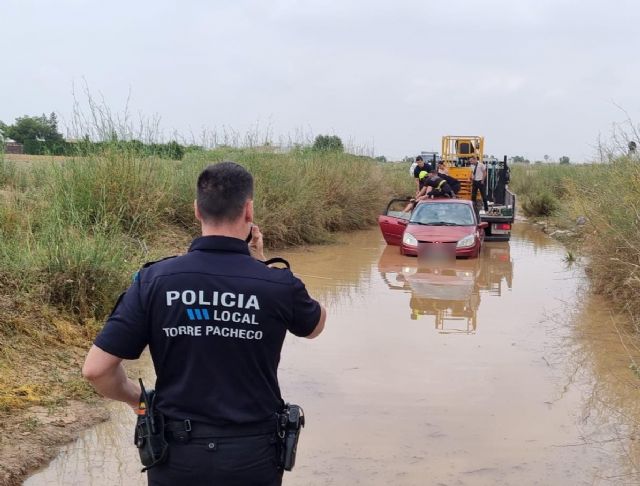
[377,243,513,333]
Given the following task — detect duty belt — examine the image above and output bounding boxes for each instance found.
[164,418,277,442]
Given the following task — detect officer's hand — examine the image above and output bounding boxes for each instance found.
[249,224,266,261]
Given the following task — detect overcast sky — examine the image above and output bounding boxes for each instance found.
[2,0,639,161]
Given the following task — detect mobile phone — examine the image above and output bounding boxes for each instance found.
[245,224,253,243]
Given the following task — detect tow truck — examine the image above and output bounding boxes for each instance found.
[440,136,516,241]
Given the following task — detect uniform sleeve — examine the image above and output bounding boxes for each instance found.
[287,275,322,337]
[94,277,148,359]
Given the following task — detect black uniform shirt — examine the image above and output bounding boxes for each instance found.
[94,236,321,425]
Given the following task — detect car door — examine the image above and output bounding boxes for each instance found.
[378,199,410,246]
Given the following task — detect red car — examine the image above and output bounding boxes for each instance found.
[378,198,487,258]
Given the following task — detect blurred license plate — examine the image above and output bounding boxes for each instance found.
[418,242,456,264]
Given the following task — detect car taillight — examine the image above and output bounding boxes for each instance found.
[496,223,511,230]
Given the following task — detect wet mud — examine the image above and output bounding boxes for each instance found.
[25,224,640,485]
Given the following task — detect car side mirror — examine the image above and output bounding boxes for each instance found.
[478,222,489,229]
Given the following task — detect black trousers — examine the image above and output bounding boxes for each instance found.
[430,182,455,198]
[471,180,488,211]
[148,433,283,486]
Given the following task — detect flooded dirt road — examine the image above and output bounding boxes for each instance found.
[25,224,640,485]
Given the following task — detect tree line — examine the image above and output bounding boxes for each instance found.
[1,114,349,160]
[0,113,187,159]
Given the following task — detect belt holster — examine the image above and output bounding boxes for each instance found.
[134,383,169,472]
[277,403,305,471]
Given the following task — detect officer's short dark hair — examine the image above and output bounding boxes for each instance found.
[416,156,423,162]
[196,161,254,223]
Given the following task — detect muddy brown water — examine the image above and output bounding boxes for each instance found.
[25,224,640,485]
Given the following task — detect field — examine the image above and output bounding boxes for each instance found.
[4,153,67,164]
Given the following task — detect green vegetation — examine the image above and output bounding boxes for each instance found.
[312,134,344,152]
[0,113,189,158]
[511,158,640,322]
[511,155,530,164]
[510,163,577,217]
[1,147,410,320]
[0,113,63,145]
[0,144,412,410]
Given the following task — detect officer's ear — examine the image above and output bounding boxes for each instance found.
[245,199,254,223]
[194,200,203,223]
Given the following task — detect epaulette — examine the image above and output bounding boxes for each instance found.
[133,255,178,282]
[142,255,179,268]
[262,257,291,269]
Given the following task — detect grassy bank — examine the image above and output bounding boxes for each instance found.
[510,159,640,327]
[0,148,412,413]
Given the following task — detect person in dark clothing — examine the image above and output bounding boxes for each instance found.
[424,171,455,198]
[412,156,427,194]
[82,162,327,486]
[437,162,461,195]
[405,172,455,210]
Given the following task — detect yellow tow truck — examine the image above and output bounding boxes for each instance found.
[438,136,516,241]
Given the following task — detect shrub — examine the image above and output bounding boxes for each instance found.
[522,191,559,216]
[312,135,344,152]
[39,227,132,318]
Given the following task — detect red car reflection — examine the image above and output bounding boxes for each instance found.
[378,199,486,258]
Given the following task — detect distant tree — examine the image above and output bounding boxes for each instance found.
[559,156,570,164]
[512,155,530,164]
[0,120,7,140]
[543,154,550,163]
[312,135,344,152]
[5,113,64,144]
[375,155,387,163]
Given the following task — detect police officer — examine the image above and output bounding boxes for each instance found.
[82,161,327,486]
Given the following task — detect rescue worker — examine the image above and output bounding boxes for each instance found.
[404,170,429,212]
[82,161,327,486]
[470,156,489,212]
[436,162,461,195]
[403,170,455,212]
[423,170,455,198]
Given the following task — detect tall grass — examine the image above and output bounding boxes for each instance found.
[511,160,640,319]
[510,164,578,216]
[566,159,640,316]
[0,147,412,321]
